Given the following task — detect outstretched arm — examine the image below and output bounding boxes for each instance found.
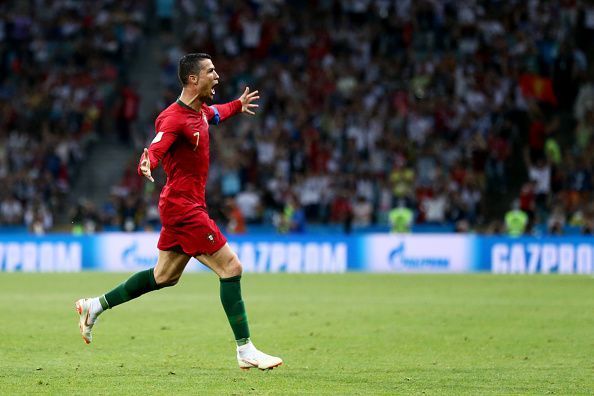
[137,131,178,182]
[209,87,260,124]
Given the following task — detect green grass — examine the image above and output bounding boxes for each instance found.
[0,273,592,395]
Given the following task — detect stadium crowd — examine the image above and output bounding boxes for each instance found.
[0,0,147,233]
[3,0,594,236]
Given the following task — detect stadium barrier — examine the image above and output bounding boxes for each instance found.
[0,233,592,274]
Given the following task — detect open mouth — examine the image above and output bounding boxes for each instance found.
[211,82,218,95]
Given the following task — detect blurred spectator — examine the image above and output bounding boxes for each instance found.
[70,200,100,235]
[389,200,413,233]
[486,131,511,193]
[1,195,23,224]
[352,196,373,228]
[225,196,246,234]
[581,209,594,235]
[573,109,594,154]
[328,190,353,233]
[526,154,552,221]
[236,183,261,224]
[24,200,53,235]
[548,204,567,235]
[390,159,415,206]
[144,198,161,231]
[156,0,174,32]
[485,220,505,235]
[119,195,143,232]
[519,181,536,222]
[505,201,529,237]
[276,194,305,234]
[421,184,448,224]
[455,219,471,233]
[114,83,140,146]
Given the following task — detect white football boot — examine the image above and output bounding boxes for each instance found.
[237,342,283,370]
[75,298,95,344]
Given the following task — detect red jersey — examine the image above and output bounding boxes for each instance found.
[139,99,242,226]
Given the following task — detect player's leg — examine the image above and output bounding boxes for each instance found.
[196,243,282,370]
[75,249,190,344]
[196,244,247,342]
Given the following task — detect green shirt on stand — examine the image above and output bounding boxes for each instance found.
[389,207,413,233]
[505,209,528,237]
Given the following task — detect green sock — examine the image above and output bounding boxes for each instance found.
[103,268,160,309]
[220,275,250,345]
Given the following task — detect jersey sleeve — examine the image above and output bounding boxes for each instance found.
[137,117,180,175]
[206,100,242,125]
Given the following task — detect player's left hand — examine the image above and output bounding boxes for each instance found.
[238,87,259,115]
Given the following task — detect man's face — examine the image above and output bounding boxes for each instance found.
[189,58,219,102]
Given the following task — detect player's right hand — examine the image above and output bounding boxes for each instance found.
[140,148,154,182]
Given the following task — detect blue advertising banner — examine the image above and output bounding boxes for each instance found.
[0,235,93,272]
[0,233,593,274]
[479,236,594,274]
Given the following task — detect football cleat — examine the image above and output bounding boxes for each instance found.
[75,298,95,344]
[237,342,283,371]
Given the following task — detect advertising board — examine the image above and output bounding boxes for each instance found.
[0,233,592,274]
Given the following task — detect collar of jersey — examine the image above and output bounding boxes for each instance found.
[176,98,200,112]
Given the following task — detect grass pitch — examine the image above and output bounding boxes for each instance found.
[0,273,592,395]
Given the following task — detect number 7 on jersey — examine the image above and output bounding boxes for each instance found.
[193,131,200,151]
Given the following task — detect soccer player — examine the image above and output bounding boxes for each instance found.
[75,53,282,371]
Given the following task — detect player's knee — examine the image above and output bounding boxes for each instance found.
[223,254,242,278]
[162,276,180,287]
[154,271,180,287]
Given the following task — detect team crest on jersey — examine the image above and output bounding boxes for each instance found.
[202,112,208,124]
[207,233,215,244]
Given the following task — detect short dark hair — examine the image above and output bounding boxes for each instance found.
[178,53,211,86]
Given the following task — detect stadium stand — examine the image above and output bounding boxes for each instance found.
[2,0,594,235]
[0,0,149,233]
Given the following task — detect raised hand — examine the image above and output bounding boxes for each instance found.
[238,87,260,115]
[140,148,154,182]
